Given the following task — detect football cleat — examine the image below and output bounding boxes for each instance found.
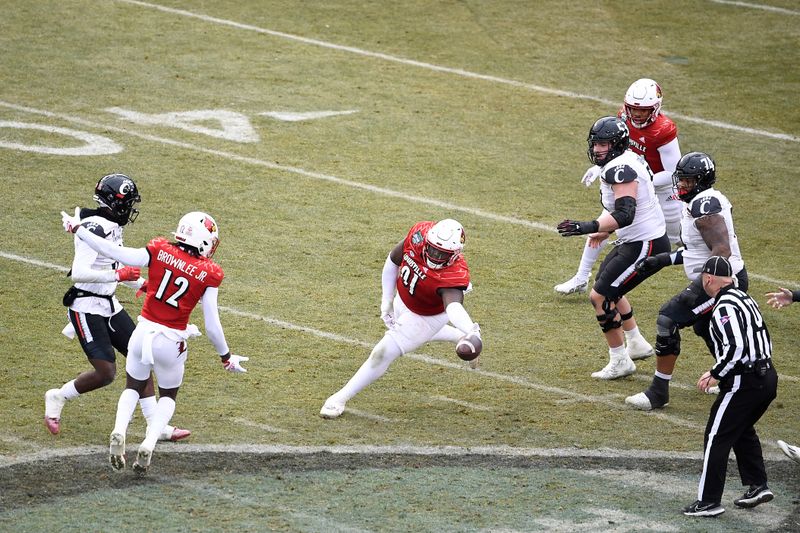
[159,426,192,442]
[44,389,66,435]
[554,275,590,295]
[320,397,346,419]
[683,500,724,517]
[109,433,126,471]
[625,391,669,411]
[734,484,773,508]
[133,446,152,475]
[625,337,654,361]
[778,440,800,465]
[591,357,635,380]
[468,354,481,370]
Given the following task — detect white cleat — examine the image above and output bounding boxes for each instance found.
[625,392,669,411]
[591,357,636,380]
[109,432,126,471]
[625,337,654,361]
[320,397,346,419]
[778,440,800,465]
[554,275,590,295]
[44,389,66,435]
[132,446,152,475]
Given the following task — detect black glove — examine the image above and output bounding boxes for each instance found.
[634,253,671,276]
[557,219,599,237]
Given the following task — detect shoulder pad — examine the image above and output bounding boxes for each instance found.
[690,196,722,218]
[602,164,638,185]
[81,220,108,238]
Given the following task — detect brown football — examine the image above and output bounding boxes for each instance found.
[455,333,482,361]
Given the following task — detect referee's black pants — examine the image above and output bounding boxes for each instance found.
[698,366,778,504]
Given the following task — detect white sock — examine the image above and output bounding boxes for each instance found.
[608,345,626,361]
[624,326,641,341]
[335,336,402,402]
[576,238,607,281]
[59,379,80,400]
[655,371,672,381]
[139,396,175,436]
[113,388,140,436]
[141,397,175,451]
[430,324,464,343]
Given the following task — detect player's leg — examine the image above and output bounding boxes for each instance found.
[45,311,117,435]
[554,237,607,294]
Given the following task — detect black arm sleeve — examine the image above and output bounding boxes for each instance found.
[793,290,800,303]
[610,196,636,228]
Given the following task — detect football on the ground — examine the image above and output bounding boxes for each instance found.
[456,333,482,361]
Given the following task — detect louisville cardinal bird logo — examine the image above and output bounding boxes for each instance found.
[203,217,217,233]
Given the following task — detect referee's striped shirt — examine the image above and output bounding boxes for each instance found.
[709,286,772,380]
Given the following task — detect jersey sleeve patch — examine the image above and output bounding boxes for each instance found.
[82,221,107,238]
[690,196,722,218]
[601,164,638,185]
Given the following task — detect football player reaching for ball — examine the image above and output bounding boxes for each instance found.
[61,209,248,474]
[320,219,482,419]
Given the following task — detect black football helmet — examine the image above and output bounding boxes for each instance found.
[93,173,141,225]
[672,152,716,203]
[587,116,630,166]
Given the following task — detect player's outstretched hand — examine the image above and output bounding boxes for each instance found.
[580,166,601,187]
[61,207,81,233]
[222,353,249,373]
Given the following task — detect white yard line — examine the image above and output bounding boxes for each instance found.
[232,417,288,433]
[711,0,800,15]
[429,395,494,412]
[112,0,799,143]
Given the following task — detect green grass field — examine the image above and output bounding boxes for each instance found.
[1,1,799,531]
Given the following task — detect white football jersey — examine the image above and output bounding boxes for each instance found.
[69,214,125,316]
[599,150,666,243]
[680,188,744,280]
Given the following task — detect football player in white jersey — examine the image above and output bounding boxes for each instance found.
[558,117,670,380]
[44,174,190,442]
[556,79,682,295]
[625,152,748,410]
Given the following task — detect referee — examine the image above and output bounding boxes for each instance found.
[683,256,778,517]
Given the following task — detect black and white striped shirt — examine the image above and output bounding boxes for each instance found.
[709,285,772,380]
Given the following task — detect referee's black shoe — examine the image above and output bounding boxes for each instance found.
[683,500,724,517]
[734,483,774,508]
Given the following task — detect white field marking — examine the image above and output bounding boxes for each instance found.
[0,434,47,452]
[231,417,288,433]
[0,100,554,233]
[429,395,494,412]
[259,110,360,122]
[341,407,392,422]
[112,0,799,143]
[105,107,260,143]
[173,478,374,533]
[553,393,624,405]
[0,251,70,273]
[0,121,123,156]
[711,0,800,15]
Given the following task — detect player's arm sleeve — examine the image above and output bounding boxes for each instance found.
[382,242,403,304]
[75,226,149,266]
[202,287,230,356]
[653,138,681,188]
[70,237,117,283]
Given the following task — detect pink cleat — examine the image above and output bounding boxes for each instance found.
[44,416,61,435]
[44,389,66,435]
[168,427,191,442]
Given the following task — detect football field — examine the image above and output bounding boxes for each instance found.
[1,1,799,531]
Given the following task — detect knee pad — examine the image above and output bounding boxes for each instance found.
[596,300,623,333]
[655,314,680,355]
[619,309,633,321]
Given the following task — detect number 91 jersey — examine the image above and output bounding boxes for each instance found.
[397,221,471,316]
[141,238,225,329]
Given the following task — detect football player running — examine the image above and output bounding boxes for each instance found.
[61,209,248,473]
[625,152,748,410]
[557,116,670,380]
[556,79,681,295]
[45,174,189,443]
[320,219,481,419]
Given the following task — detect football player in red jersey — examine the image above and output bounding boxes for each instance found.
[556,78,681,298]
[62,210,248,474]
[320,219,482,419]
[45,174,189,442]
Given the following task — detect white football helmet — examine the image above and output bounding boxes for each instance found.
[173,211,219,258]
[423,219,465,269]
[623,78,662,129]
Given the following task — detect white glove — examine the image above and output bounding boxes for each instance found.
[61,207,81,233]
[222,353,249,373]
[380,298,395,329]
[470,322,482,338]
[580,166,602,187]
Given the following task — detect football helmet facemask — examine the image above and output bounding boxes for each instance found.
[673,152,717,203]
[623,78,663,129]
[587,116,630,167]
[423,219,465,269]
[173,212,220,258]
[93,173,141,225]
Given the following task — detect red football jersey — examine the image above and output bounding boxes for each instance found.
[397,221,471,316]
[617,109,678,174]
[141,238,224,329]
